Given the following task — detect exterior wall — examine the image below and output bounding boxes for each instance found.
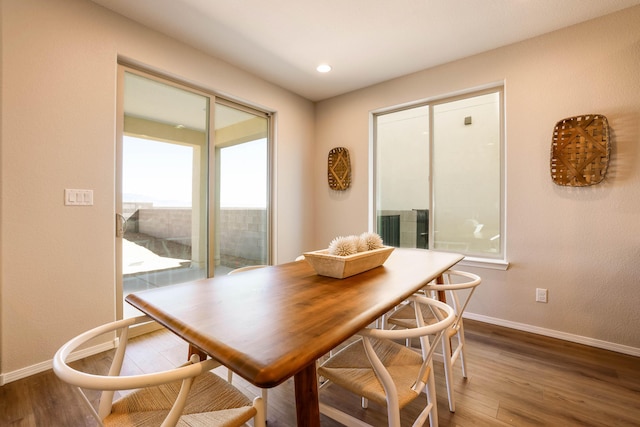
[138,209,192,243]
[378,209,419,248]
[219,209,268,265]
[127,208,267,266]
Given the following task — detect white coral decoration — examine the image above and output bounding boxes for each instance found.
[360,232,384,250]
[328,236,358,256]
[353,235,369,252]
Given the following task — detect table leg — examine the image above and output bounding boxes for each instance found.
[436,274,446,302]
[294,361,321,426]
[188,343,208,361]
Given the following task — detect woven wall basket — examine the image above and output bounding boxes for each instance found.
[328,147,351,191]
[550,114,610,186]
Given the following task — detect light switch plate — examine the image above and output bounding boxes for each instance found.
[65,189,93,206]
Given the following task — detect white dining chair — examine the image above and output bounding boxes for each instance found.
[386,269,481,412]
[229,265,269,273]
[53,315,265,427]
[318,294,455,427]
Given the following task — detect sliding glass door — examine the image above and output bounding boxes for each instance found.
[117,67,271,319]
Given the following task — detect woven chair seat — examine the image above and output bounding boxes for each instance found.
[106,372,256,426]
[318,337,430,410]
[386,303,447,330]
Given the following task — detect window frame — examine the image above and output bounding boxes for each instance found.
[370,85,508,270]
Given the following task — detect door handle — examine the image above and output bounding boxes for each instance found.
[115,213,126,238]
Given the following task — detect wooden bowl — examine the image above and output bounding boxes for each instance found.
[303,246,394,279]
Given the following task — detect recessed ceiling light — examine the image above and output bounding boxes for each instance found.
[316,64,332,73]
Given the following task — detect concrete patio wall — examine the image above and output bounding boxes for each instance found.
[134,208,267,264]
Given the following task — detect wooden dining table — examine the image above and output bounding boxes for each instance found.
[125,247,463,426]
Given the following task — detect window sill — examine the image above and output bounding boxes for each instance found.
[458,256,509,270]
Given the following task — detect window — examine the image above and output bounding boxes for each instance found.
[373,88,504,263]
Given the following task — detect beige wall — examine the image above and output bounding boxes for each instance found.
[315,7,640,353]
[0,0,315,380]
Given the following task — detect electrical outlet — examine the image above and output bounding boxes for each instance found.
[536,288,548,303]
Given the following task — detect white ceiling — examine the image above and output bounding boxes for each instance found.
[91,0,640,101]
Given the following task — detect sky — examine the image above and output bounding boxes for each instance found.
[123,136,267,208]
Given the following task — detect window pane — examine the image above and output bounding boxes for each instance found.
[376,106,430,248]
[432,92,501,256]
[121,72,210,319]
[213,103,269,274]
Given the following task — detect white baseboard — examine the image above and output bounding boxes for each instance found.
[464,312,640,357]
[0,339,117,386]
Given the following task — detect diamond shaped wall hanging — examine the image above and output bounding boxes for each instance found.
[328,147,351,191]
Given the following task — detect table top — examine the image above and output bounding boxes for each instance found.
[125,248,463,389]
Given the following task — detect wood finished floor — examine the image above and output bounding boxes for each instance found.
[1,319,639,426]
